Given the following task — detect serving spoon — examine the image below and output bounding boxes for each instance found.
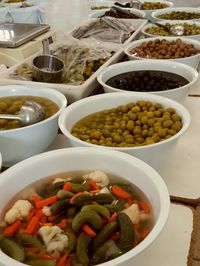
[0,100,45,126]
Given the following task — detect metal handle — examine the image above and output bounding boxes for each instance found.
[0,114,21,121]
[42,39,50,55]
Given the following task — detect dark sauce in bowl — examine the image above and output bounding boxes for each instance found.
[106,70,189,92]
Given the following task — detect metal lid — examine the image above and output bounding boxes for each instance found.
[0,23,50,48]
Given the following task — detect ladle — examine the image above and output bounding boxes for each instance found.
[0,100,45,126]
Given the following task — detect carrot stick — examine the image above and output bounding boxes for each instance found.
[63,182,71,191]
[3,220,22,237]
[140,228,150,239]
[82,223,96,238]
[37,253,57,261]
[56,219,70,229]
[27,209,36,222]
[57,252,69,266]
[32,195,41,203]
[111,185,132,199]
[70,192,84,204]
[24,216,39,234]
[109,212,117,222]
[43,223,53,227]
[48,214,59,222]
[36,196,58,209]
[88,180,100,190]
[35,209,43,219]
[138,201,150,214]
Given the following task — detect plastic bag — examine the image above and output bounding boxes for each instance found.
[10,39,115,85]
[72,17,136,44]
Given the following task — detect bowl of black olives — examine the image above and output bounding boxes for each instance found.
[97,59,198,103]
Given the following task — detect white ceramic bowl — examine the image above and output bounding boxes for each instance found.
[59,92,191,170]
[0,147,170,266]
[123,36,200,69]
[90,0,115,11]
[0,84,67,167]
[141,21,200,41]
[90,7,146,18]
[0,152,2,172]
[137,0,173,22]
[152,7,200,22]
[97,59,198,103]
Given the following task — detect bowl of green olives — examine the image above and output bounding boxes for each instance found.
[59,92,190,170]
[152,7,200,22]
[124,36,200,69]
[142,21,200,40]
[97,59,198,103]
[136,0,173,21]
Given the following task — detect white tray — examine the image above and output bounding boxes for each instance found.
[0,19,146,103]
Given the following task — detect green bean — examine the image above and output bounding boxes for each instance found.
[19,234,45,252]
[57,190,74,199]
[25,252,38,260]
[70,182,91,193]
[91,240,114,264]
[26,259,56,266]
[0,237,25,262]
[93,221,118,249]
[117,213,135,252]
[81,204,110,218]
[70,176,85,184]
[72,194,92,206]
[91,194,115,204]
[66,206,77,218]
[50,198,69,214]
[65,231,77,252]
[76,233,92,266]
[72,210,103,232]
[104,199,126,213]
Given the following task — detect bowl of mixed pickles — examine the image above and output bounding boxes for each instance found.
[0,147,170,266]
[0,84,67,167]
[59,92,190,170]
[142,21,200,40]
[152,7,200,22]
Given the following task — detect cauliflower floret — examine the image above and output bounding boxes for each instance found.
[4,208,21,224]
[53,178,68,184]
[42,206,52,216]
[98,187,110,194]
[4,200,32,224]
[122,203,140,224]
[38,226,68,255]
[84,170,109,187]
[12,200,32,218]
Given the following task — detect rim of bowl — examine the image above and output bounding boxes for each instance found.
[0,147,170,266]
[151,7,200,20]
[141,21,200,38]
[0,152,2,171]
[97,59,199,94]
[124,36,200,60]
[139,0,173,12]
[58,92,191,152]
[0,85,67,134]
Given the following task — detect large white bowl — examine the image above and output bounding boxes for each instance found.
[0,152,2,172]
[58,92,191,170]
[141,20,200,41]
[90,7,146,18]
[152,7,200,22]
[136,0,173,21]
[97,59,199,103]
[0,85,67,167]
[123,36,200,69]
[0,147,170,266]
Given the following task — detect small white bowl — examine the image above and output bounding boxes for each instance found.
[124,36,200,69]
[90,0,115,11]
[0,85,67,167]
[90,7,146,18]
[152,7,200,22]
[138,0,173,21]
[141,21,200,41]
[97,60,199,103]
[0,147,170,266]
[59,92,191,170]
